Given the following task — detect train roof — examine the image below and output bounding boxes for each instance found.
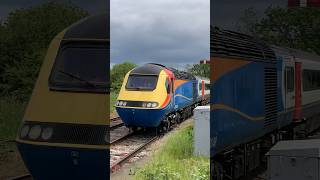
[211,26,276,64]
[211,26,320,63]
[63,13,109,40]
[131,63,196,80]
[195,76,210,82]
[271,45,320,63]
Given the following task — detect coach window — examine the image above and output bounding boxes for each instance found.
[199,84,202,91]
[303,69,320,91]
[285,67,294,92]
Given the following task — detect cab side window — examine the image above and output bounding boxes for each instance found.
[165,78,170,94]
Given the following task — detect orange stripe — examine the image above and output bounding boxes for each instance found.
[174,80,187,91]
[211,57,250,82]
[161,94,170,108]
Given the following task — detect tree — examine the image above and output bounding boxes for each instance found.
[111,62,137,92]
[238,7,320,55]
[0,2,88,100]
[187,63,210,79]
[236,7,259,36]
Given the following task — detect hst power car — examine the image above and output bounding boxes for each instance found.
[211,27,320,179]
[16,14,109,180]
[116,63,209,132]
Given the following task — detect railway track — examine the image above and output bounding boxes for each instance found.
[110,133,158,173]
[110,116,159,173]
[110,117,124,130]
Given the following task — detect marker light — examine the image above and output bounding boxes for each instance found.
[122,101,127,106]
[20,125,30,138]
[142,102,147,107]
[41,127,53,140]
[28,125,42,140]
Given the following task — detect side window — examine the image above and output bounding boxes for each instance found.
[285,67,294,92]
[165,78,170,94]
[171,78,174,93]
[303,69,320,91]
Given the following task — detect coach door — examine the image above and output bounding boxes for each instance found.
[284,57,295,111]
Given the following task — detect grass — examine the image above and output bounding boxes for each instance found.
[135,124,210,180]
[110,91,118,113]
[0,96,26,140]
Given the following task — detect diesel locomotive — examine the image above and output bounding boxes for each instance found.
[16,14,109,180]
[211,27,320,179]
[116,63,209,132]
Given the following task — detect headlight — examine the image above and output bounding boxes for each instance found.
[146,102,152,108]
[151,102,158,108]
[122,101,127,106]
[41,127,53,140]
[28,125,42,140]
[116,101,119,106]
[119,101,124,106]
[20,125,30,138]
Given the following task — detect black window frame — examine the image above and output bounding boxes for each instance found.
[49,40,109,94]
[125,74,158,91]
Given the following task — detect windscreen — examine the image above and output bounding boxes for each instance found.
[49,41,108,93]
[126,75,158,90]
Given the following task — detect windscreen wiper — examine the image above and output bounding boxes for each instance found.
[58,70,96,87]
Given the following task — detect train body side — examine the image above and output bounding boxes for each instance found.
[211,49,320,157]
[116,64,203,128]
[211,57,270,155]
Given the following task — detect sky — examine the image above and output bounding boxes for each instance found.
[110,0,210,69]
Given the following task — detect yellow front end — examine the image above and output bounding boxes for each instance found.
[116,70,169,109]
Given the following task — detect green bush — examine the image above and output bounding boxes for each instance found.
[0,96,26,140]
[0,2,88,101]
[135,125,210,180]
[110,62,137,92]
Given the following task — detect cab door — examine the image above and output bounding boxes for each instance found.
[284,56,295,111]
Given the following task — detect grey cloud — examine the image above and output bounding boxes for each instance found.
[111,0,210,65]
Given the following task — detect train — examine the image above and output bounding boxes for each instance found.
[115,63,210,132]
[15,14,109,180]
[211,27,320,179]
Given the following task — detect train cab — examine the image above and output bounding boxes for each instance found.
[16,14,109,180]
